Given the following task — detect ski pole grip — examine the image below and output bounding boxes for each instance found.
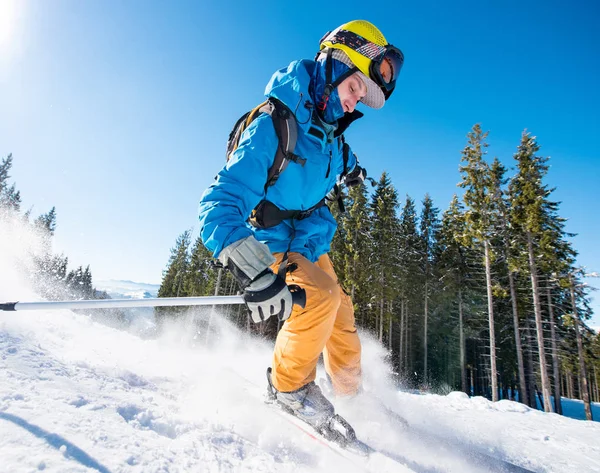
[0,302,17,311]
[288,285,306,309]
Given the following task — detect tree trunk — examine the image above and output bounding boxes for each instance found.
[569,275,593,421]
[524,321,537,407]
[546,283,563,414]
[424,280,429,382]
[568,371,574,400]
[594,365,600,402]
[379,297,384,343]
[483,240,498,402]
[407,305,412,383]
[404,301,409,374]
[526,233,553,412]
[214,267,223,296]
[399,299,405,375]
[388,301,393,351]
[458,287,467,395]
[508,271,528,405]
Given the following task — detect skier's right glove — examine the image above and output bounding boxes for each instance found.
[243,269,293,323]
[218,236,293,323]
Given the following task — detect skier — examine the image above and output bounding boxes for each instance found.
[198,20,403,432]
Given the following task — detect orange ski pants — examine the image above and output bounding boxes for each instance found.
[269,252,362,396]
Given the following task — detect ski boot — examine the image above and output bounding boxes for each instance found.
[266,368,358,447]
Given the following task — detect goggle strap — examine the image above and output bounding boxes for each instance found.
[327,30,386,61]
[324,48,360,93]
[331,67,359,90]
[325,48,333,93]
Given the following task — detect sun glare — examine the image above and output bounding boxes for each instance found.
[0,0,17,49]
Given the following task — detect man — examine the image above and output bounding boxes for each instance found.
[199,20,403,430]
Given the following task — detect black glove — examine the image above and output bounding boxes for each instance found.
[344,165,367,188]
[243,270,293,323]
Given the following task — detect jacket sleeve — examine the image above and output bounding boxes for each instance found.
[198,114,278,258]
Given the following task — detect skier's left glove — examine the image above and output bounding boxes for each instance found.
[218,235,293,323]
[344,165,367,188]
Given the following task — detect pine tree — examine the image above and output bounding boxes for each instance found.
[459,124,501,402]
[158,230,192,298]
[185,237,219,296]
[535,216,576,415]
[156,230,192,326]
[438,195,471,393]
[397,195,421,380]
[81,265,93,299]
[34,207,57,252]
[369,172,401,343]
[341,183,372,326]
[65,266,86,298]
[567,268,594,420]
[0,154,22,214]
[488,157,529,405]
[418,193,440,382]
[35,207,57,234]
[509,131,555,412]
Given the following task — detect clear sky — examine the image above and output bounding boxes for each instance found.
[1,0,598,325]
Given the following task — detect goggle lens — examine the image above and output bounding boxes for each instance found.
[376,48,403,86]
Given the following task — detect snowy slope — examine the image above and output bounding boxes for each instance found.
[1,302,600,473]
[2,221,600,473]
[0,305,412,473]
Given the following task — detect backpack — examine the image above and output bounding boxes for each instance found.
[225,98,351,228]
[226,98,305,192]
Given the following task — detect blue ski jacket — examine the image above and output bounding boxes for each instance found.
[198,58,359,263]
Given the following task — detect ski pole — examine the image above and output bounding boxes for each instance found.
[0,296,245,312]
[0,288,306,312]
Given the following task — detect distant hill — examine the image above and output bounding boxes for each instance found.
[95,279,160,300]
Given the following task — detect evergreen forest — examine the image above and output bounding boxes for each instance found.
[157,125,600,419]
[0,154,114,314]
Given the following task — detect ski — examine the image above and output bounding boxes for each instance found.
[265,396,373,459]
[232,368,419,472]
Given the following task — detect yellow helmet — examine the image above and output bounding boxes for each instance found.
[319,20,403,104]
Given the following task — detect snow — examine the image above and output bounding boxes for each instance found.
[2,221,600,472]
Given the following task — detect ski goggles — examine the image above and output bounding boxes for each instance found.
[325,29,404,98]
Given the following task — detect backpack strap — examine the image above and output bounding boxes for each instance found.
[225,98,304,194]
[259,98,304,191]
[341,137,350,178]
[250,199,327,229]
[328,137,351,213]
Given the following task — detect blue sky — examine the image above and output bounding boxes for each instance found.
[1,0,599,325]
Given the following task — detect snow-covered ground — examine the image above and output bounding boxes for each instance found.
[2,222,600,473]
[2,300,600,473]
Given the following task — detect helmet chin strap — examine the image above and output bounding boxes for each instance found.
[317,48,358,112]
